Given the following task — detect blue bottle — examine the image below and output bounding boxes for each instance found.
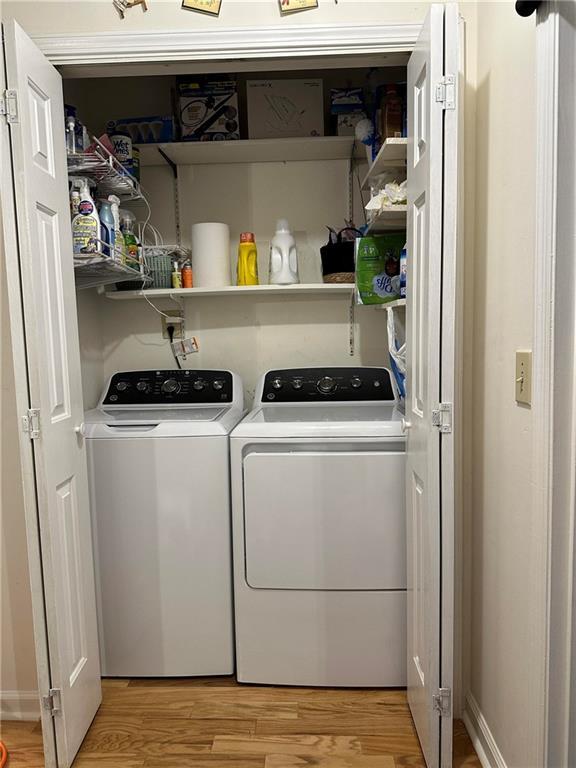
[99,200,115,258]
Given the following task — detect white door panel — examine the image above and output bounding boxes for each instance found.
[4,20,101,767]
[406,4,460,768]
[243,451,406,590]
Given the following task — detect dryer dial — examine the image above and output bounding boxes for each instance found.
[317,376,337,394]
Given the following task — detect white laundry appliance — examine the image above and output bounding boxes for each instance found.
[84,369,244,677]
[230,367,407,687]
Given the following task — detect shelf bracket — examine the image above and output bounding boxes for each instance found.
[156,147,181,247]
[157,147,177,179]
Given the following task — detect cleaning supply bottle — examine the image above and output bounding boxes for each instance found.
[120,210,139,269]
[172,260,182,289]
[99,200,115,258]
[70,180,81,218]
[181,260,193,288]
[108,195,125,263]
[72,178,100,255]
[382,84,403,139]
[269,220,299,285]
[237,232,259,286]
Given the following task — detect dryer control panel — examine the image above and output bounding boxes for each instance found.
[102,370,234,406]
[260,368,395,403]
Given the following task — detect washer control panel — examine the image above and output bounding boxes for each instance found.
[102,370,234,405]
[261,368,395,403]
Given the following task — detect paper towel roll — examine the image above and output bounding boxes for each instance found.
[191,223,231,288]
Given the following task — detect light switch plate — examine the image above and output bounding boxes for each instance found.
[515,350,532,405]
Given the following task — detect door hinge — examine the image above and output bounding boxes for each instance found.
[42,688,61,717]
[433,687,452,717]
[435,75,456,110]
[0,90,19,124]
[22,408,41,439]
[432,403,453,434]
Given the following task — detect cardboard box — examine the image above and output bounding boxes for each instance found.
[178,78,239,142]
[107,116,174,145]
[247,79,324,139]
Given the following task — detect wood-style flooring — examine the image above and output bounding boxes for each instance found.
[0,677,481,767]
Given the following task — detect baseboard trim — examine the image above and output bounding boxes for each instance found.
[463,692,508,768]
[0,690,40,721]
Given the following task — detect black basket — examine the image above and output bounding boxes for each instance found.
[320,228,362,280]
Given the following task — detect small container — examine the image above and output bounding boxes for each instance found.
[182,260,193,288]
[237,232,259,286]
[172,260,183,289]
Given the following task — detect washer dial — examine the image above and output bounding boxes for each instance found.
[161,378,181,395]
[317,376,337,394]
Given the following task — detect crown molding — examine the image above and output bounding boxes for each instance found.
[32,23,420,67]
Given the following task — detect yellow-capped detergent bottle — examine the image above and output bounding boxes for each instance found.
[237,232,259,286]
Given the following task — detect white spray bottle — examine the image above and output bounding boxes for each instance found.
[269,219,299,285]
[108,195,125,263]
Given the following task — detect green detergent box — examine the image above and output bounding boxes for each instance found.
[355,232,405,305]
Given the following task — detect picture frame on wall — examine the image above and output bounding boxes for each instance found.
[182,0,222,15]
[279,0,319,14]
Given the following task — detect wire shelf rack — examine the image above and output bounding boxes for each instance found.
[74,236,152,290]
[67,136,143,201]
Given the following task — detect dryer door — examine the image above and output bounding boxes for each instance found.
[243,450,405,590]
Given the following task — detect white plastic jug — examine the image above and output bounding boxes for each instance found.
[269,219,299,285]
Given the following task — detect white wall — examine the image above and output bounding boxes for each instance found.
[4,0,432,36]
[86,157,388,406]
[464,4,541,767]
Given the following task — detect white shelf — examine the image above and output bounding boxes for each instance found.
[137,137,365,167]
[362,137,407,190]
[105,283,356,300]
[366,205,407,233]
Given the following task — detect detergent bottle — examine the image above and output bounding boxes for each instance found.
[237,232,259,286]
[269,220,299,285]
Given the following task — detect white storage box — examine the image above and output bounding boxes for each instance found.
[247,79,324,139]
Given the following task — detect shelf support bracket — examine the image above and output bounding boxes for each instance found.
[156,147,181,247]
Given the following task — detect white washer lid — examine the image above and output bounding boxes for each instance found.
[231,403,405,439]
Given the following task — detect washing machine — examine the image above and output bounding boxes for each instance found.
[230,367,406,687]
[84,369,244,677]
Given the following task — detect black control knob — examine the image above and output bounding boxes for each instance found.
[350,376,362,389]
[161,378,180,394]
[317,376,337,394]
[136,381,149,393]
[116,381,129,392]
[193,379,206,391]
[212,380,224,391]
[272,378,283,390]
[292,379,304,390]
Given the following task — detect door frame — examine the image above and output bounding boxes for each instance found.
[0,11,465,763]
[535,3,576,766]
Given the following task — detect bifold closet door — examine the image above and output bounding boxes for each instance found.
[3,20,102,768]
[405,4,461,768]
